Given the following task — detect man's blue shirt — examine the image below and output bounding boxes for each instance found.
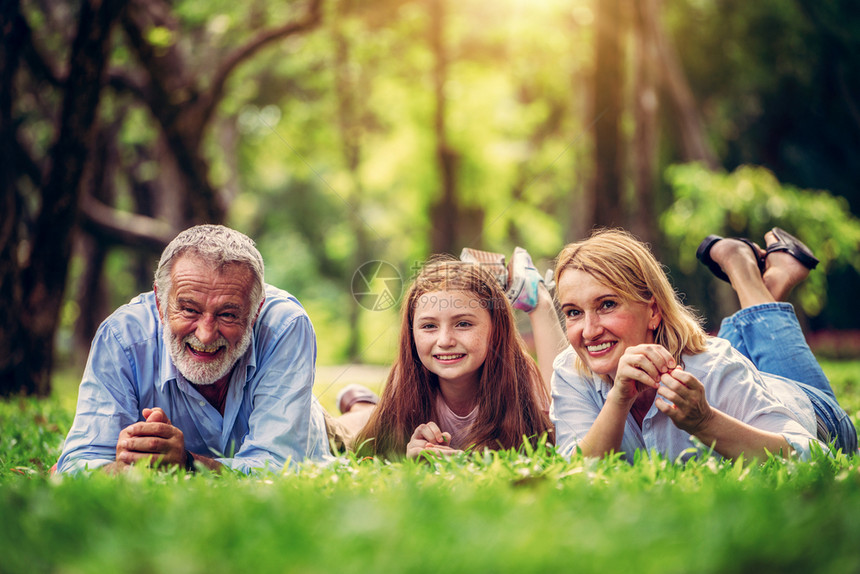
[57,285,332,474]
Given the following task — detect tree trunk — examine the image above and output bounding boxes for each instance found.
[333,23,372,362]
[645,0,718,168]
[630,0,660,246]
[73,122,117,364]
[2,0,325,395]
[118,0,323,228]
[589,0,626,229]
[0,0,27,394]
[2,0,125,396]
[120,0,224,225]
[428,0,461,256]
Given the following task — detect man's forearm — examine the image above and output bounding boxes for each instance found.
[188,451,223,472]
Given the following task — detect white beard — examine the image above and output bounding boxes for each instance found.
[164,324,253,385]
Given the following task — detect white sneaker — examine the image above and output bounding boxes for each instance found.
[459,247,508,290]
[506,247,545,313]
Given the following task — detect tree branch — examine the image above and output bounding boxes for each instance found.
[107,68,150,101]
[79,195,174,253]
[120,0,224,223]
[120,0,190,124]
[15,131,42,187]
[645,0,718,168]
[201,0,323,125]
[20,0,126,396]
[19,10,64,87]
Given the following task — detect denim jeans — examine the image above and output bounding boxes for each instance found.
[718,303,858,454]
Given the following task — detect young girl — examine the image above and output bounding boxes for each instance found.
[551,228,856,463]
[355,258,554,459]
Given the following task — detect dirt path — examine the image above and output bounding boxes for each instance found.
[314,363,390,411]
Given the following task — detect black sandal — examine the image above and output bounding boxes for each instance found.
[696,235,765,283]
[766,227,819,270]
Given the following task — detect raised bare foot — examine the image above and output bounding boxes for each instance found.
[708,238,766,286]
[762,230,811,301]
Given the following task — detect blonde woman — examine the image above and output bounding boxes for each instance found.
[550,228,856,463]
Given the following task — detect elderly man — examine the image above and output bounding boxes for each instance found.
[56,225,331,474]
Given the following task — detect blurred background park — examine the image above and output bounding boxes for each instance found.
[3,0,860,400]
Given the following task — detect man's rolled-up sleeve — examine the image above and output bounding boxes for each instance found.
[56,324,143,473]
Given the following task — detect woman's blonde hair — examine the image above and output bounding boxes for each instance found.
[356,258,553,458]
[555,228,707,367]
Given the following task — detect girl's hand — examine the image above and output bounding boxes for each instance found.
[612,344,677,404]
[654,368,714,435]
[406,422,459,458]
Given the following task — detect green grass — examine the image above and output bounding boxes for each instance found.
[2,361,860,573]
[821,359,860,421]
[1,396,73,475]
[3,448,860,573]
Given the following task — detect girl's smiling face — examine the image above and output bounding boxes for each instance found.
[557,268,661,379]
[412,290,492,388]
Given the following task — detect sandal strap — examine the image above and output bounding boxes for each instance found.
[766,227,819,270]
[696,235,765,283]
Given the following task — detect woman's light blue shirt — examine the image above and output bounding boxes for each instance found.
[551,338,821,463]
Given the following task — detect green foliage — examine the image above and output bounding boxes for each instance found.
[662,162,860,315]
[41,0,860,368]
[215,0,595,362]
[144,26,176,51]
[21,0,860,382]
[667,0,860,204]
[823,359,860,427]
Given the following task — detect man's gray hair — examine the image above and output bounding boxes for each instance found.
[154,225,265,320]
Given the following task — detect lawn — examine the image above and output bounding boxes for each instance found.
[2,361,860,573]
